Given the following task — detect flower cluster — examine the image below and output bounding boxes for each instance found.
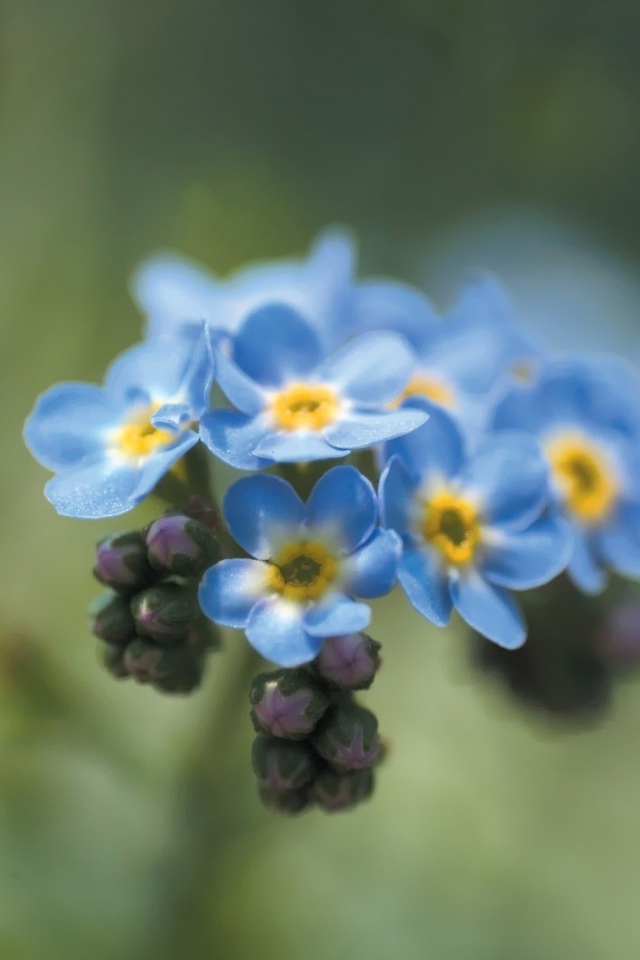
[24,227,640,812]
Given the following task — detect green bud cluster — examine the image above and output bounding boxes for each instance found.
[248,633,384,816]
[90,509,221,695]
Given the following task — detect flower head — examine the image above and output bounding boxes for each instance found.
[24,332,213,518]
[491,356,640,593]
[131,227,356,351]
[198,466,401,666]
[199,307,427,469]
[379,406,572,648]
[355,273,541,432]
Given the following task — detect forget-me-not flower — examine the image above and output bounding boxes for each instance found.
[379,405,572,648]
[199,306,428,469]
[354,273,541,430]
[199,466,401,666]
[491,356,640,594]
[131,227,356,351]
[24,333,213,519]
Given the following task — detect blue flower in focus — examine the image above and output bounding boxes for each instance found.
[354,273,541,429]
[491,356,640,594]
[199,466,401,666]
[199,307,428,469]
[131,227,356,351]
[379,406,572,648]
[24,333,213,519]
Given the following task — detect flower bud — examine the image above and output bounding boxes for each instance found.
[146,515,220,578]
[123,637,201,689]
[251,735,319,791]
[311,700,380,771]
[152,652,205,695]
[250,669,329,739]
[314,633,381,690]
[313,767,374,813]
[93,531,154,594]
[258,785,313,816]
[98,641,129,680]
[90,592,136,646]
[131,583,197,644]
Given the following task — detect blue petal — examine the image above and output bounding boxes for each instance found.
[316,331,415,406]
[132,431,200,500]
[385,404,465,482]
[596,504,640,579]
[447,273,514,328]
[341,529,402,598]
[151,402,191,431]
[198,559,266,628]
[232,305,323,386]
[450,572,526,649]
[351,280,441,353]
[306,465,376,551]
[246,597,322,667]
[223,474,306,559]
[397,546,452,627]
[481,514,573,590]
[252,430,345,464]
[199,409,273,471]
[214,346,266,415]
[44,456,141,519]
[24,383,121,471]
[303,593,371,637]
[131,253,220,337]
[105,336,208,409]
[461,432,549,530]
[379,455,418,536]
[325,407,428,450]
[568,525,606,594]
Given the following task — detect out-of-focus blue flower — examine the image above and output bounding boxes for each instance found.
[131,227,356,351]
[354,273,541,433]
[379,406,572,648]
[24,333,213,519]
[491,356,640,594]
[199,307,427,469]
[199,466,401,666]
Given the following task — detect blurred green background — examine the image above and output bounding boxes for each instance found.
[3,1,640,957]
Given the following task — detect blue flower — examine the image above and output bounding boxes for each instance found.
[379,406,572,648]
[131,227,356,351]
[199,466,401,666]
[354,273,541,430]
[24,333,213,519]
[199,306,428,469]
[491,356,640,594]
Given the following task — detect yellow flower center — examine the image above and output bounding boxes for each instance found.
[423,490,480,565]
[270,383,340,432]
[267,541,338,601]
[391,374,455,409]
[117,404,175,458]
[546,433,618,524]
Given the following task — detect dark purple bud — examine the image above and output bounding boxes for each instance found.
[314,633,381,690]
[251,735,319,791]
[313,767,374,813]
[98,641,129,680]
[93,531,154,594]
[131,583,197,644]
[257,785,313,816]
[90,592,136,646]
[146,515,220,578]
[311,700,380,771]
[152,652,206,695]
[250,669,329,739]
[123,637,202,690]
